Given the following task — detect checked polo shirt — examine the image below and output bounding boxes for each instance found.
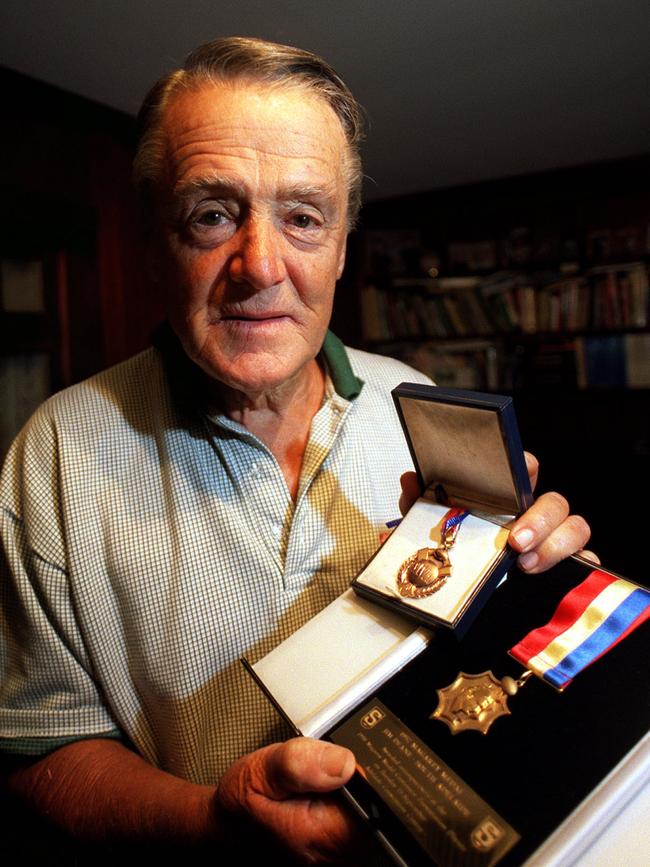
[0,330,430,782]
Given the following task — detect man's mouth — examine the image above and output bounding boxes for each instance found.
[221,311,289,322]
[217,311,294,333]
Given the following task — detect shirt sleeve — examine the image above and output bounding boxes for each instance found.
[0,407,121,754]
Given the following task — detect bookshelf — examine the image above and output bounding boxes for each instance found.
[359,259,649,390]
[345,155,650,393]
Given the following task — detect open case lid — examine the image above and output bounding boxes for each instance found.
[392,384,533,518]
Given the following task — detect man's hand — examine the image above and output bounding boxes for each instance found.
[5,736,369,863]
[399,451,596,574]
[216,737,363,864]
[508,452,595,573]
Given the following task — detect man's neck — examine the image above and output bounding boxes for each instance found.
[219,360,326,500]
[154,324,331,500]
[217,359,324,419]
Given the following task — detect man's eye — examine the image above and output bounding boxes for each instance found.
[288,211,324,231]
[291,214,313,228]
[195,209,228,227]
[181,205,236,244]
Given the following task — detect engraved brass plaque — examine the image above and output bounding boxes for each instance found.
[331,699,520,866]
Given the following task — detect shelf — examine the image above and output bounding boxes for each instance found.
[366,325,650,346]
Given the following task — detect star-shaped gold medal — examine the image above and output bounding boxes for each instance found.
[431,671,512,735]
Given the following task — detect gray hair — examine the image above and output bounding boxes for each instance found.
[133,36,365,227]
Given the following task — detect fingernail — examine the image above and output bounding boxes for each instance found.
[512,528,534,549]
[519,551,539,571]
[320,744,353,779]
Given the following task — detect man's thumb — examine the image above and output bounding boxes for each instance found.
[262,738,355,800]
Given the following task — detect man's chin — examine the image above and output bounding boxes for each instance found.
[195,352,315,400]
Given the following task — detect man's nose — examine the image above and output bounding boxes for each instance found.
[228,217,286,289]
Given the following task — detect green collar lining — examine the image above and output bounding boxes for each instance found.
[320,330,364,400]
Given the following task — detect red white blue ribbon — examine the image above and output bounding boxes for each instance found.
[510,569,650,690]
[442,507,470,545]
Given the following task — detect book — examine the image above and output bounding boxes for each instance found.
[624,333,650,388]
[582,335,626,387]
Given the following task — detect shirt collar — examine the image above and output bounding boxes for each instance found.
[319,330,364,400]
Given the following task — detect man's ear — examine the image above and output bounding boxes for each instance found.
[336,236,348,280]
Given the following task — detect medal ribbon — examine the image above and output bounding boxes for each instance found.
[510,569,650,690]
[441,507,469,546]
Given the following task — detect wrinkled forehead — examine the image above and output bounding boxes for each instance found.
[159,79,351,182]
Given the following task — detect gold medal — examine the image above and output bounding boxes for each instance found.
[397,546,452,597]
[397,507,468,599]
[431,670,532,735]
[430,570,650,735]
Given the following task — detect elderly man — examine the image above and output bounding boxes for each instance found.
[1,37,590,862]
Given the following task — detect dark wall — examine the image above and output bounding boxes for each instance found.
[1,66,163,387]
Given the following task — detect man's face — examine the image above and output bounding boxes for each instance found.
[154,81,349,397]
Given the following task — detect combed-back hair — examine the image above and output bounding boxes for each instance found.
[133,36,365,227]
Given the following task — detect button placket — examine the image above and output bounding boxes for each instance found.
[207,418,290,575]
[244,458,293,566]
[284,397,351,582]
